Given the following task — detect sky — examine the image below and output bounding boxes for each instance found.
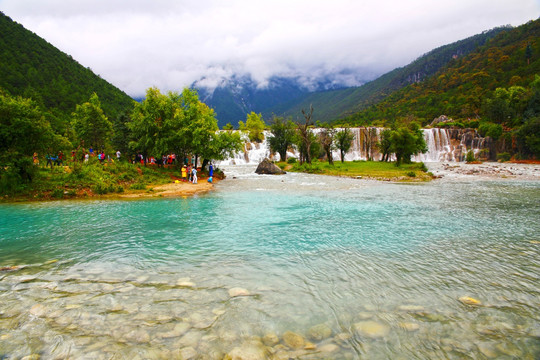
[1,0,539,97]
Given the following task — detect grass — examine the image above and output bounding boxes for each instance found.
[1,159,184,201]
[283,160,433,182]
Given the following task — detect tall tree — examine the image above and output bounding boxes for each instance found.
[297,105,315,164]
[377,129,393,162]
[390,122,427,166]
[238,112,265,143]
[72,93,112,150]
[318,125,336,165]
[334,127,355,163]
[268,116,296,161]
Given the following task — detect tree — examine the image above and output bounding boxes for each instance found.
[72,93,112,150]
[297,105,315,164]
[238,111,265,143]
[0,90,68,187]
[334,127,355,162]
[268,116,295,161]
[318,125,336,165]
[390,122,427,166]
[111,112,132,159]
[222,122,234,130]
[377,129,393,162]
[129,87,172,164]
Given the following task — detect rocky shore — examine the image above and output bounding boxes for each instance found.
[427,162,540,181]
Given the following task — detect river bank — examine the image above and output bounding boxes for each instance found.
[426,161,540,181]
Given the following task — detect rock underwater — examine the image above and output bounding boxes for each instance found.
[255,158,286,175]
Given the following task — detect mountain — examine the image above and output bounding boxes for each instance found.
[0,12,134,122]
[263,26,511,123]
[340,18,540,126]
[195,75,350,128]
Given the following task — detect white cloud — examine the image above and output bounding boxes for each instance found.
[1,0,538,96]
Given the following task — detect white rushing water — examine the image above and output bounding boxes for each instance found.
[218,128,487,165]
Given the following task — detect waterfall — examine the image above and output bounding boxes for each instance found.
[218,128,487,165]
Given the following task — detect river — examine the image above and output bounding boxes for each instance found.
[0,166,539,359]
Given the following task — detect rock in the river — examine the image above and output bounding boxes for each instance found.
[262,332,279,346]
[458,296,482,306]
[29,304,47,317]
[307,323,332,341]
[255,158,286,175]
[282,331,305,349]
[398,322,420,332]
[224,342,268,360]
[353,321,390,338]
[228,287,250,297]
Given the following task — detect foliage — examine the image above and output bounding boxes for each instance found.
[334,127,355,163]
[129,87,241,165]
[390,123,428,166]
[0,12,133,127]
[239,112,265,143]
[478,122,503,140]
[222,122,234,130]
[497,152,511,162]
[295,105,316,164]
[466,150,476,163]
[377,128,393,162]
[318,125,336,165]
[515,116,540,158]
[268,116,296,162]
[72,93,112,150]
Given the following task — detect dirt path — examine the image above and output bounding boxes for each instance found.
[119,179,216,199]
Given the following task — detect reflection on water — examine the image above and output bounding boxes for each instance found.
[1,167,539,359]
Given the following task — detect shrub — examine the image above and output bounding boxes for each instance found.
[466,150,476,163]
[406,171,416,177]
[51,188,64,198]
[287,157,297,164]
[497,152,511,162]
[130,183,146,190]
[419,162,428,172]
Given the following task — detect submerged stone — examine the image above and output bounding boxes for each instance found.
[228,287,250,297]
[354,321,390,338]
[307,323,332,341]
[262,332,279,346]
[458,296,482,306]
[282,331,305,349]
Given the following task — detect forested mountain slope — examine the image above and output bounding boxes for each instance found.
[339,18,539,126]
[0,12,134,121]
[266,26,510,122]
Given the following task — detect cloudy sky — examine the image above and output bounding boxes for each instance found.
[1,0,539,97]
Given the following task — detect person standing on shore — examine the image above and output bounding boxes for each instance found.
[192,166,198,184]
[181,165,187,181]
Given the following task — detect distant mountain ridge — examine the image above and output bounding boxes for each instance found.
[0,12,134,121]
[263,26,511,123]
[195,75,351,128]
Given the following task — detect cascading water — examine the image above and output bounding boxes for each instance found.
[219,127,487,164]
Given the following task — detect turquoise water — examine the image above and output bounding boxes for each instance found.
[1,174,539,359]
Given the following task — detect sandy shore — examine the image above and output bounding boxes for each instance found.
[119,179,216,198]
[426,162,540,181]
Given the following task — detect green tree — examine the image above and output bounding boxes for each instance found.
[238,111,265,143]
[334,127,355,162]
[222,122,234,130]
[296,105,315,164]
[390,122,427,166]
[72,93,112,150]
[0,90,68,189]
[318,125,336,165]
[268,116,296,161]
[377,128,393,162]
[111,112,132,160]
[515,117,540,158]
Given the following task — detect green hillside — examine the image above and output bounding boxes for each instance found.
[0,12,134,122]
[266,27,509,122]
[340,19,540,126]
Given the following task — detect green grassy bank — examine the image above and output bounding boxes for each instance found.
[1,160,187,202]
[281,160,434,182]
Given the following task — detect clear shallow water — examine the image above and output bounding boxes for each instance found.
[1,168,539,359]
